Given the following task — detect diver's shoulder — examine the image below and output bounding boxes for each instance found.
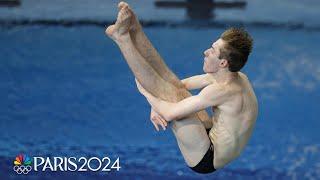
[237,71,249,80]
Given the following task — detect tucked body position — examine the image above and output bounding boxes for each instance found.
[105,2,258,174]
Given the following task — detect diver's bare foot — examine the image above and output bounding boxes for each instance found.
[105,6,132,41]
[118,1,141,32]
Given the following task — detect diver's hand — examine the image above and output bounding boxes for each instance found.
[150,108,167,131]
[135,79,168,131]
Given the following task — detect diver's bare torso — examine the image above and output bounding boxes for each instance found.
[208,72,258,168]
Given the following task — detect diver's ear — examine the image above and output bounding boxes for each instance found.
[219,59,229,68]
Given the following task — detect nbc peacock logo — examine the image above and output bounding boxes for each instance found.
[13,154,32,174]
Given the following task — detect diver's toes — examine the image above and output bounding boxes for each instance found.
[118,1,129,11]
[105,25,115,36]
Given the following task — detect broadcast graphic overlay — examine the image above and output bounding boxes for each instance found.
[13,154,32,175]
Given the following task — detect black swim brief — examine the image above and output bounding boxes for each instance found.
[189,129,216,174]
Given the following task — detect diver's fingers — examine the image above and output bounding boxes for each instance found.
[153,118,164,131]
[159,116,168,127]
[151,119,159,131]
[156,117,166,130]
[156,115,167,127]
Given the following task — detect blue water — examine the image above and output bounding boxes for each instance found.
[0,26,319,179]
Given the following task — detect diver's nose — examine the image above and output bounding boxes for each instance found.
[204,49,209,56]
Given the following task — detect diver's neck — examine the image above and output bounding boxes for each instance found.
[208,69,238,85]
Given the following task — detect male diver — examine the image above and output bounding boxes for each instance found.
[105,2,258,173]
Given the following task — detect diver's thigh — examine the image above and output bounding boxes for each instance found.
[171,117,211,167]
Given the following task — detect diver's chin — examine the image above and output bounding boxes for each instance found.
[203,67,207,73]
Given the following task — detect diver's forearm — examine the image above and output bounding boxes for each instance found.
[144,94,174,121]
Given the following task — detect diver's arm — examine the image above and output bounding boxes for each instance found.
[137,80,229,121]
[181,74,212,90]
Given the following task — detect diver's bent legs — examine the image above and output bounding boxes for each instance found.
[109,2,212,128]
[106,7,211,167]
[114,34,211,167]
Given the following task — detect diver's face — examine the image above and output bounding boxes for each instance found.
[203,39,226,73]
